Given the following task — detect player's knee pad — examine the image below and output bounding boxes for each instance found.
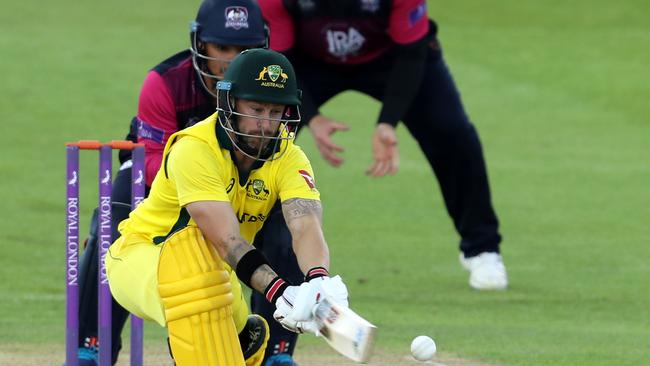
[158,226,244,366]
[241,314,270,366]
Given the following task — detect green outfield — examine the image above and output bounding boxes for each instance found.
[1,0,649,365]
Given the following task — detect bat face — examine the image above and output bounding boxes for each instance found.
[313,297,377,363]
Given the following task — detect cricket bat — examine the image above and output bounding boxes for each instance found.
[312,297,377,363]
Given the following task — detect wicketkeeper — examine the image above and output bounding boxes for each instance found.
[105,49,349,366]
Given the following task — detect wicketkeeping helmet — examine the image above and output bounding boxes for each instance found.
[190,0,268,97]
[216,48,302,161]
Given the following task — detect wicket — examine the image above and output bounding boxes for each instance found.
[66,140,145,366]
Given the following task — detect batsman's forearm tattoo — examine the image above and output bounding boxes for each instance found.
[223,237,279,293]
[282,198,323,224]
[224,235,253,269]
[251,265,279,293]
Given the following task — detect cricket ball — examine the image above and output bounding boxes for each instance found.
[410,335,437,361]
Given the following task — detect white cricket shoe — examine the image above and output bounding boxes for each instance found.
[460,252,508,290]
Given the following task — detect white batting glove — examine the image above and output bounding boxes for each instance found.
[291,275,349,322]
[304,268,349,309]
[319,275,349,308]
[273,283,321,335]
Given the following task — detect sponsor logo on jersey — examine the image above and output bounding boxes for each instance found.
[255,64,288,89]
[225,6,249,30]
[226,178,235,194]
[325,27,366,60]
[137,118,165,144]
[238,212,266,223]
[299,169,316,189]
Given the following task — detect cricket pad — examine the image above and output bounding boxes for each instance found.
[158,226,245,366]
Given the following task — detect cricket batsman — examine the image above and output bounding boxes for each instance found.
[105,48,349,366]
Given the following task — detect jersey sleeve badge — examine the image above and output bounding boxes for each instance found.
[299,170,316,189]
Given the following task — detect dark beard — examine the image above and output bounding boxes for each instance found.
[226,114,282,159]
[238,135,265,157]
[237,134,284,159]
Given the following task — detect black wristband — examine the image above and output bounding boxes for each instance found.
[235,249,270,290]
[305,267,329,281]
[264,277,289,304]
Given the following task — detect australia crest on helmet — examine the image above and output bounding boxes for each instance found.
[255,64,289,88]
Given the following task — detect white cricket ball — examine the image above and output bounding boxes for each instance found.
[410,335,437,361]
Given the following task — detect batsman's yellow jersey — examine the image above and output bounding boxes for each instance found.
[118,111,320,244]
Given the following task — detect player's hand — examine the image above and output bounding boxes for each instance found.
[309,115,349,167]
[297,275,349,337]
[288,275,350,322]
[274,283,321,334]
[366,123,399,177]
[308,275,349,310]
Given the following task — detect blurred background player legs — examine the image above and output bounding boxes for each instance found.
[257,0,508,294]
[290,35,506,290]
[394,42,507,290]
[249,26,506,366]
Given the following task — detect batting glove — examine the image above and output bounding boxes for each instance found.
[273,283,321,335]
[305,267,349,309]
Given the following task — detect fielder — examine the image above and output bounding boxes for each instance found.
[253,1,510,363]
[105,48,349,366]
